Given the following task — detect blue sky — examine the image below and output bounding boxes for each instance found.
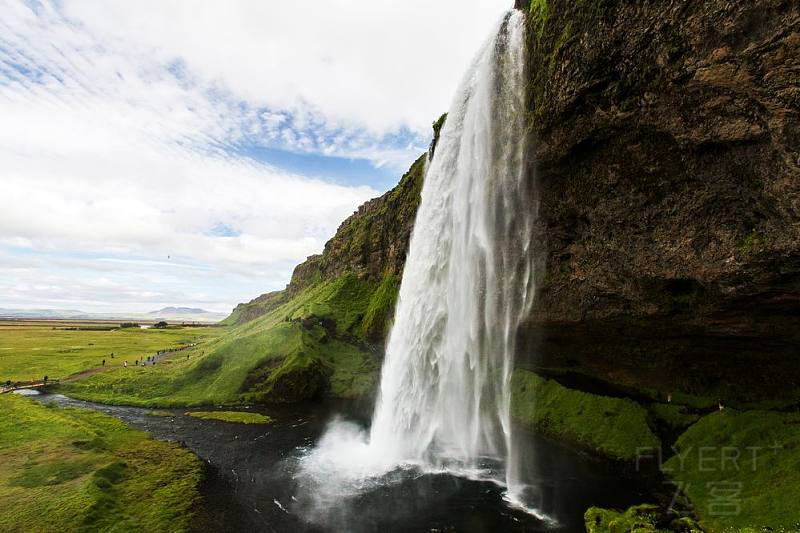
[0,0,510,313]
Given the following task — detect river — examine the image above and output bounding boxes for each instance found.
[30,392,655,532]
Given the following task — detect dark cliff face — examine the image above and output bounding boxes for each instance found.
[228,1,799,404]
[287,155,425,293]
[519,0,800,403]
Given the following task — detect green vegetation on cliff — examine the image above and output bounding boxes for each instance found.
[511,369,659,460]
[0,394,203,532]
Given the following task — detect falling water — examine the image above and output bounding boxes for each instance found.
[370,6,533,486]
[297,9,540,518]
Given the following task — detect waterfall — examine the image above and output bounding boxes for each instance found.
[370,7,532,482]
[297,9,540,518]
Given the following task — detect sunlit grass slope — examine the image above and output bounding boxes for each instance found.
[0,323,220,382]
[0,394,203,532]
[62,273,398,407]
[664,409,800,532]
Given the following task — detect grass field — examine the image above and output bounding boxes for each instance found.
[0,393,203,532]
[0,321,222,382]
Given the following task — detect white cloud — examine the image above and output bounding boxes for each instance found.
[0,0,511,311]
[60,0,511,134]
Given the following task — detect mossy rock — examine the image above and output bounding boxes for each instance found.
[585,504,702,533]
[511,370,659,460]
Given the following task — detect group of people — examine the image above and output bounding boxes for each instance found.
[102,354,159,368]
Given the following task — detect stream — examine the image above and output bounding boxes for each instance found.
[30,392,655,532]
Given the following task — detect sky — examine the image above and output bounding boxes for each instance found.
[0,0,511,314]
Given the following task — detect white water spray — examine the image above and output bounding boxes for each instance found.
[297,9,540,516]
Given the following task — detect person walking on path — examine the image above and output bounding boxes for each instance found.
[102,359,105,366]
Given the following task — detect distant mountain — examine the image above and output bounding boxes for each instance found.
[145,307,227,322]
[148,307,208,315]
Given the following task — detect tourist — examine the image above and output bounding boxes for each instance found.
[124,361,127,368]
[102,359,105,366]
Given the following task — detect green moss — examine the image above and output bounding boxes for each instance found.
[361,273,399,341]
[585,504,703,533]
[511,370,659,460]
[529,0,550,41]
[663,410,800,531]
[737,230,763,253]
[0,394,203,532]
[585,504,665,533]
[185,410,272,424]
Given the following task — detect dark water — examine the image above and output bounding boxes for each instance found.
[31,393,655,532]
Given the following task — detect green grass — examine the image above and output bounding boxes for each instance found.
[0,394,203,532]
[511,370,660,460]
[663,409,800,532]
[185,410,272,424]
[62,274,386,406]
[0,322,221,382]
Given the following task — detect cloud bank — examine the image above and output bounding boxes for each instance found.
[0,0,510,312]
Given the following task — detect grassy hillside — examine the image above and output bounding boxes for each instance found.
[0,394,203,532]
[664,409,800,532]
[59,137,432,407]
[62,274,398,406]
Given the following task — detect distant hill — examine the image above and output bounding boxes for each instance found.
[148,307,209,315]
[0,307,226,323]
[146,307,227,323]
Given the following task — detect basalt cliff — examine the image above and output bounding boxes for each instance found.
[229,0,800,408]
